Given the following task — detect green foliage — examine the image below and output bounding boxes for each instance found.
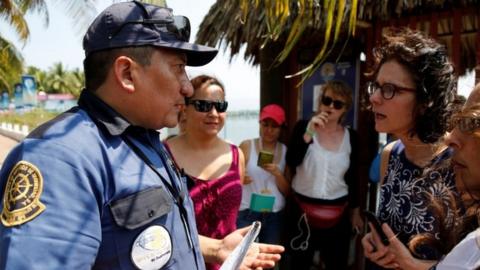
[0,108,58,129]
[26,63,84,97]
[0,0,97,96]
[0,37,24,92]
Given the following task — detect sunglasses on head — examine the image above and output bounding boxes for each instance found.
[186,99,228,113]
[321,96,345,110]
[110,2,190,42]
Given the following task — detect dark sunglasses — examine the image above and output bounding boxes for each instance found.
[451,116,480,133]
[110,2,190,42]
[321,96,345,110]
[367,81,416,100]
[186,99,228,113]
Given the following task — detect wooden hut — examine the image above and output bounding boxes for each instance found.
[196,1,480,268]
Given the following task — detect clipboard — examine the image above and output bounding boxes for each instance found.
[219,221,262,270]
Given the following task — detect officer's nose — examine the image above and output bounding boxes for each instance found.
[181,78,194,98]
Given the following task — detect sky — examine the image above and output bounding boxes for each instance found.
[0,0,475,108]
[0,0,260,111]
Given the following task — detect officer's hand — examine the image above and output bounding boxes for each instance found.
[219,226,284,270]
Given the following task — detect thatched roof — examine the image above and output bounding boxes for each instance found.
[196,0,480,75]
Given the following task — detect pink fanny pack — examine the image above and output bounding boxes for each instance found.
[294,195,347,229]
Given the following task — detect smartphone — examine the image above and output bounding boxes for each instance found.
[257,150,274,166]
[363,210,390,246]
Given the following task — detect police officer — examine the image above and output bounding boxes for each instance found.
[0,1,282,269]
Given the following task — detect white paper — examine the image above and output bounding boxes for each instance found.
[219,221,262,270]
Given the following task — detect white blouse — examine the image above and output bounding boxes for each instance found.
[291,128,350,200]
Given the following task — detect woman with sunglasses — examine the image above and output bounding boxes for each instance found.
[362,84,480,270]
[165,74,244,270]
[284,80,363,270]
[361,28,457,269]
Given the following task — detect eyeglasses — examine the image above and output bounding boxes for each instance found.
[450,116,480,133]
[367,81,416,100]
[186,99,228,113]
[110,2,190,42]
[321,96,345,110]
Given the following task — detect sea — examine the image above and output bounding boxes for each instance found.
[219,113,260,145]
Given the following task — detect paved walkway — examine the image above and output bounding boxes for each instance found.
[0,135,18,166]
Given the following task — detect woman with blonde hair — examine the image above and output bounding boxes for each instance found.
[285,80,363,270]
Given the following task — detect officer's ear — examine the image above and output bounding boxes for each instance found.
[113,56,136,94]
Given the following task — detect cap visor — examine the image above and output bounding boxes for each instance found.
[154,41,218,66]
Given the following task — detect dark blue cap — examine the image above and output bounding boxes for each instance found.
[83,1,217,66]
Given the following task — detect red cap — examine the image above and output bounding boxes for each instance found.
[260,104,286,125]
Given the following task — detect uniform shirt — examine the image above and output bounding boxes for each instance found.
[0,90,204,270]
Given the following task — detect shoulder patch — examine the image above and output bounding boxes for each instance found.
[1,161,46,227]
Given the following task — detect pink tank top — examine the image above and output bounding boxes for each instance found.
[165,143,242,270]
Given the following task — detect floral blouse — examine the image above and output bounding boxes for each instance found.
[378,141,456,260]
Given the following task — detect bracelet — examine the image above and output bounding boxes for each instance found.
[305,127,315,137]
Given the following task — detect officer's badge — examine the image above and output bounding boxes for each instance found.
[1,161,46,227]
[131,225,172,269]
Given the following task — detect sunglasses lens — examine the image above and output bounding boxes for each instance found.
[333,101,344,110]
[214,101,228,113]
[169,16,190,42]
[322,96,344,110]
[191,100,210,112]
[322,97,333,106]
[189,100,227,113]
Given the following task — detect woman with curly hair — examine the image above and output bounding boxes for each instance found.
[361,27,458,268]
[363,84,480,269]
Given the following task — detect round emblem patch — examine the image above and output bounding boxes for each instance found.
[131,225,173,269]
[1,161,46,227]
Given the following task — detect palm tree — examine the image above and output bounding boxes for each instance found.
[1,0,170,95]
[0,0,99,94]
[0,38,23,92]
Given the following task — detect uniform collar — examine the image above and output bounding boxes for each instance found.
[78,89,131,136]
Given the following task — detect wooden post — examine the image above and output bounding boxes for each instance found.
[430,13,438,39]
[476,13,480,84]
[452,9,462,74]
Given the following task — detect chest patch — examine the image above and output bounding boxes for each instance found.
[131,225,173,269]
[1,161,46,227]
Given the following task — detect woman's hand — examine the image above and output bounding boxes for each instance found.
[243,174,253,185]
[303,111,330,143]
[260,163,282,177]
[361,223,399,269]
[310,111,330,130]
[381,224,437,270]
[350,207,364,233]
[361,223,436,270]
